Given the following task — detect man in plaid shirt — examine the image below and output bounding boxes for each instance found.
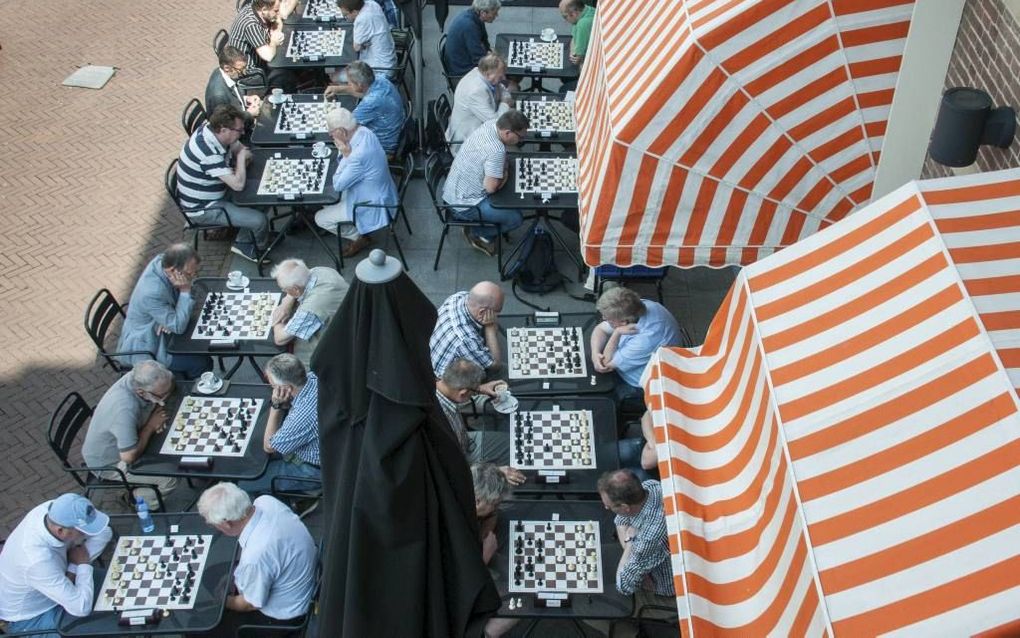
[430,281,506,378]
[598,469,674,598]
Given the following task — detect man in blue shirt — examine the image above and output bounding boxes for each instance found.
[237,354,320,495]
[591,287,688,410]
[444,0,501,76]
[326,61,404,156]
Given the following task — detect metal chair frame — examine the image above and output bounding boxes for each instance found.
[336,153,413,271]
[181,98,208,137]
[437,34,464,92]
[84,288,156,374]
[424,152,502,271]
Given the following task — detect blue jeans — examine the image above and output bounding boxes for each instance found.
[617,437,654,482]
[190,200,268,250]
[168,353,213,380]
[614,379,646,415]
[453,197,523,241]
[237,457,320,495]
[6,605,62,637]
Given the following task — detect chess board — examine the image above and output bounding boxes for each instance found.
[159,396,263,456]
[302,0,343,20]
[286,28,346,60]
[514,157,578,195]
[191,291,281,340]
[511,409,595,470]
[507,326,587,379]
[509,520,602,593]
[94,534,213,612]
[275,101,340,135]
[518,99,575,132]
[507,39,564,69]
[256,158,328,196]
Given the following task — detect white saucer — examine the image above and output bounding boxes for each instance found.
[311,146,332,159]
[268,94,288,105]
[225,276,250,290]
[491,394,519,414]
[195,378,224,394]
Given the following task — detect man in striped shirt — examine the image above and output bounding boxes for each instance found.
[598,470,675,599]
[176,104,269,263]
[238,354,320,495]
[442,110,527,256]
[228,0,296,92]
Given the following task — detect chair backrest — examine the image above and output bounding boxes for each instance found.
[435,93,452,134]
[47,392,94,484]
[424,152,448,206]
[236,0,251,10]
[391,109,418,164]
[181,98,207,137]
[84,288,131,373]
[437,33,450,73]
[212,29,229,56]
[396,153,414,200]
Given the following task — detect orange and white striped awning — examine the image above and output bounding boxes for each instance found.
[643,168,1020,635]
[575,0,914,268]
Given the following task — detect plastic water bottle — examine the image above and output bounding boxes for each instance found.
[135,496,155,533]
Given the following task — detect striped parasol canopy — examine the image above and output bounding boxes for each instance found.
[642,168,1020,635]
[575,0,915,267]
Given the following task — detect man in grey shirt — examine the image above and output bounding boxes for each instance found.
[81,361,178,508]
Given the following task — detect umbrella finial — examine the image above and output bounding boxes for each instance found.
[356,249,402,284]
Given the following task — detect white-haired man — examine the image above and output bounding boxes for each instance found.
[314,108,398,258]
[237,354,321,495]
[0,494,113,637]
[444,0,502,77]
[447,53,513,150]
[270,258,349,365]
[430,281,506,377]
[81,360,179,508]
[198,483,316,636]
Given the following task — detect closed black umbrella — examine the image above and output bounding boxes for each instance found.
[312,250,499,637]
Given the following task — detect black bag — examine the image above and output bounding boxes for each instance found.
[505,227,563,294]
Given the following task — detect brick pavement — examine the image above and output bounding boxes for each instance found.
[0,1,237,534]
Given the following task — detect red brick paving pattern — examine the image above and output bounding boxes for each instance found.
[0,2,236,534]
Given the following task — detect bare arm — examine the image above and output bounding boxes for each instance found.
[278,0,298,20]
[639,411,658,470]
[219,147,250,191]
[226,594,259,612]
[271,296,298,346]
[483,174,505,194]
[119,408,166,464]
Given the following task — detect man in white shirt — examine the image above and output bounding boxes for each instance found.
[0,494,113,636]
[339,0,397,75]
[197,483,317,636]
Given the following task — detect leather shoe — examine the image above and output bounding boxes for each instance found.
[341,235,372,258]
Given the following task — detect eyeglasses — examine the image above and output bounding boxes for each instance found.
[228,127,245,134]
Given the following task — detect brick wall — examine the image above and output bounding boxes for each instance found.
[922,0,1020,177]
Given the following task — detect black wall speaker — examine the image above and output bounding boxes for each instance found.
[929,87,1016,167]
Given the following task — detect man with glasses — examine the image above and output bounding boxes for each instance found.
[117,243,214,377]
[205,45,262,130]
[81,360,179,508]
[228,0,296,92]
[175,105,271,263]
[442,110,528,256]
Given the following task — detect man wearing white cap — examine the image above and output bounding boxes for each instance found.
[0,494,113,636]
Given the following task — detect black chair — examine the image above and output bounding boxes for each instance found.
[608,603,680,638]
[390,28,415,98]
[164,159,241,248]
[388,106,418,172]
[212,29,229,56]
[84,289,156,374]
[434,92,454,149]
[337,153,413,271]
[181,98,207,137]
[47,391,165,511]
[424,152,502,270]
[236,540,324,637]
[236,0,251,9]
[437,34,463,92]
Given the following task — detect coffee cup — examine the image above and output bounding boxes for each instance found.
[271,87,284,100]
[313,141,327,156]
[541,27,556,41]
[493,382,510,403]
[200,371,218,387]
[227,270,243,286]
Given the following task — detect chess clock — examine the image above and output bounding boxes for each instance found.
[533,311,560,326]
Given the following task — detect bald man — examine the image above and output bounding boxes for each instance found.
[430,281,505,378]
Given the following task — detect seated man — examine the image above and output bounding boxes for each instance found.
[117,243,213,378]
[436,358,525,486]
[598,470,674,601]
[176,105,271,263]
[82,360,179,508]
[590,287,686,409]
[270,258,349,365]
[205,45,262,127]
[228,0,296,92]
[558,0,595,90]
[430,281,505,378]
[325,61,404,156]
[471,463,517,638]
[314,108,398,258]
[442,110,527,256]
[0,494,113,637]
[447,53,512,150]
[339,0,397,76]
[444,0,501,77]
[198,483,317,636]
[238,354,321,495]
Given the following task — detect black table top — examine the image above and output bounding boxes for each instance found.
[489,151,579,211]
[166,278,287,357]
[285,0,350,24]
[230,146,340,207]
[495,33,580,79]
[58,513,238,636]
[499,313,615,396]
[513,92,576,144]
[269,23,354,69]
[477,396,618,495]
[490,500,632,620]
[129,381,272,481]
[250,93,358,146]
